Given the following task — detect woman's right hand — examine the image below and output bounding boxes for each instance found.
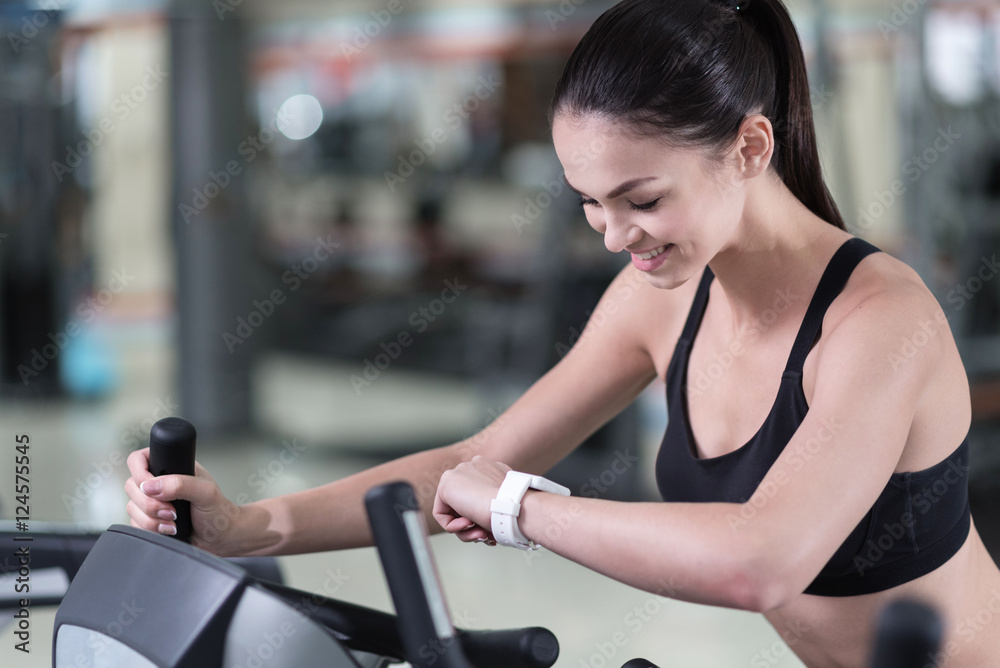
[124,447,243,556]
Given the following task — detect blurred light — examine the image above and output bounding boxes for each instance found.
[277,94,324,140]
[925,10,988,106]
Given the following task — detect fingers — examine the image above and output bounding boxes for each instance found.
[434,456,514,536]
[125,448,175,533]
[141,473,225,515]
[126,498,177,536]
[124,474,176,534]
[457,525,494,544]
[444,516,476,533]
[124,450,220,537]
[432,480,459,530]
[126,448,153,485]
[438,514,495,545]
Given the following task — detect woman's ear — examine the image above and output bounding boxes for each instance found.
[735,114,775,178]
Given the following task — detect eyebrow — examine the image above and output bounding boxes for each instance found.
[562,175,658,200]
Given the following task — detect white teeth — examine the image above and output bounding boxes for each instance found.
[636,244,668,260]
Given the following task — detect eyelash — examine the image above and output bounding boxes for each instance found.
[578,197,662,212]
[629,198,661,212]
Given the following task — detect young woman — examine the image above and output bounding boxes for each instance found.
[125,0,1000,665]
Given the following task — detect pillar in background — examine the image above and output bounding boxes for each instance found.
[0,8,63,397]
[169,1,255,436]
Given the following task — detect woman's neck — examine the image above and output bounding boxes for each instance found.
[707,173,850,333]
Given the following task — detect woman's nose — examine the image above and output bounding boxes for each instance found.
[603,215,644,254]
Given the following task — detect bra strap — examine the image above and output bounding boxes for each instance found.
[783,238,882,373]
[678,266,715,345]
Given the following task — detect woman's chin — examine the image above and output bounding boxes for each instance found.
[640,266,694,291]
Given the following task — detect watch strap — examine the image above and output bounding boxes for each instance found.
[490,471,570,550]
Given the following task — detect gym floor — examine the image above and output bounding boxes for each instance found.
[0,323,806,667]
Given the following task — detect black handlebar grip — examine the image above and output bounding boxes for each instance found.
[459,628,559,668]
[147,417,196,543]
[868,599,942,668]
[364,481,473,668]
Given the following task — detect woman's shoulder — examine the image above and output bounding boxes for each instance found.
[820,239,954,367]
[809,237,971,470]
[838,241,944,320]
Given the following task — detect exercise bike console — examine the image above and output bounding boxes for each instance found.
[52,524,365,668]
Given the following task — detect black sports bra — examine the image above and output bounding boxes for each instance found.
[655,238,971,597]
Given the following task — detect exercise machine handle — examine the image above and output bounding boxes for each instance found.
[364,480,473,668]
[458,627,559,668]
[258,579,558,667]
[362,482,558,667]
[868,599,942,668]
[257,579,404,657]
[147,417,196,542]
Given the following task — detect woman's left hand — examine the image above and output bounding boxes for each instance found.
[433,456,511,543]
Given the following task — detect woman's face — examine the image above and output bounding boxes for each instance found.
[552,112,745,290]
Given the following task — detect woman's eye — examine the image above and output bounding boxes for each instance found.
[577,196,660,211]
[629,198,661,212]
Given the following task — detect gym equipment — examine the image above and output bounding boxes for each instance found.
[0,521,282,611]
[52,524,364,667]
[147,417,196,542]
[46,416,560,668]
[868,599,943,668]
[365,480,559,668]
[48,522,559,668]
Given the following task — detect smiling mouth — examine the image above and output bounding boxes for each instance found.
[632,244,671,260]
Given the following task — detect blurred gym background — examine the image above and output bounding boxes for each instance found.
[0,0,998,665]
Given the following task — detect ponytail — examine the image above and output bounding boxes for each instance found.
[550,0,846,230]
[741,0,845,229]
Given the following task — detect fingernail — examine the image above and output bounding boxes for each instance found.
[158,523,177,536]
[141,480,162,496]
[157,509,177,521]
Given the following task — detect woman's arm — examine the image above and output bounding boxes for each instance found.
[127,264,687,557]
[235,265,671,556]
[433,274,957,611]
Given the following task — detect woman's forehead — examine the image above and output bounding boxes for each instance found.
[553,114,704,188]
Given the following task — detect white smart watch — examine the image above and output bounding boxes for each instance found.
[490,471,571,550]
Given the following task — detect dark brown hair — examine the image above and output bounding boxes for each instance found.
[549,0,845,230]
